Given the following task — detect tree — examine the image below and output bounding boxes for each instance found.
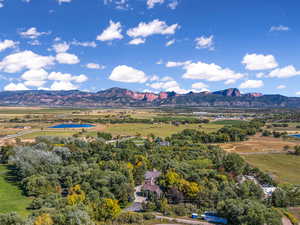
[217,199,281,225]
[91,198,121,221]
[0,212,25,225]
[294,146,300,155]
[34,214,54,225]
[67,185,86,206]
[97,132,112,141]
[223,153,245,175]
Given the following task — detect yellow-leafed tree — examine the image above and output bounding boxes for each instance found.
[34,213,53,225]
[67,184,86,205]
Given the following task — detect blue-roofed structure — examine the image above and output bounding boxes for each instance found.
[201,212,228,224]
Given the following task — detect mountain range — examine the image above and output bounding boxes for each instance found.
[0,87,299,108]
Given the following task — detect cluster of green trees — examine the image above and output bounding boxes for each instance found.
[262,130,288,138]
[0,119,299,225]
[81,116,210,125]
[169,120,263,145]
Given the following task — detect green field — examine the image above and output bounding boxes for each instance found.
[21,130,77,139]
[244,154,300,184]
[212,120,248,126]
[0,165,31,216]
[20,123,223,139]
[97,123,222,137]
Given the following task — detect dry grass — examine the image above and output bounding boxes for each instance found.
[220,134,300,153]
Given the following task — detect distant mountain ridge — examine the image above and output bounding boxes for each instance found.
[0,87,298,108]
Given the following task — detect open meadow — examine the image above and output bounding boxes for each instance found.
[0,165,30,216]
[220,133,300,153]
[244,153,300,184]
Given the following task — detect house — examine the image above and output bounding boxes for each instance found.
[237,175,276,198]
[261,185,276,197]
[159,141,170,147]
[142,170,162,197]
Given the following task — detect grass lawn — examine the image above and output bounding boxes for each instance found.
[0,165,31,216]
[212,120,248,126]
[21,130,77,139]
[101,123,223,137]
[20,123,223,139]
[244,154,300,184]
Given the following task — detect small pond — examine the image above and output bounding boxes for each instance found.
[290,134,300,138]
[49,124,95,129]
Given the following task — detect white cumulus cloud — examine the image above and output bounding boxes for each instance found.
[0,40,18,52]
[50,80,77,90]
[182,61,244,82]
[239,80,264,89]
[191,82,208,90]
[4,82,29,91]
[109,65,148,83]
[147,0,164,8]
[24,80,46,87]
[86,63,105,70]
[21,69,48,84]
[97,20,123,41]
[129,38,145,45]
[242,53,278,70]
[48,72,88,83]
[0,51,55,73]
[168,0,178,9]
[195,35,214,50]
[56,53,79,64]
[166,61,191,68]
[71,40,97,48]
[268,65,300,78]
[19,27,50,39]
[53,42,70,53]
[127,19,178,38]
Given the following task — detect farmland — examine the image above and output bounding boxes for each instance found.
[220,133,300,153]
[244,153,300,184]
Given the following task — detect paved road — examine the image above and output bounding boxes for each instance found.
[282,217,293,225]
[124,185,146,212]
[155,216,213,225]
[0,129,38,140]
[105,136,137,144]
[238,151,286,155]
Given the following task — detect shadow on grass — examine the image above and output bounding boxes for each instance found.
[3,165,26,195]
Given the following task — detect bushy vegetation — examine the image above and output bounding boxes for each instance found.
[0,119,299,225]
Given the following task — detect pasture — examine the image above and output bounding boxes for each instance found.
[20,123,223,139]
[102,123,222,137]
[220,134,300,153]
[244,154,300,184]
[0,165,30,216]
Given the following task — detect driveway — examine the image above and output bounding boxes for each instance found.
[156,216,213,225]
[124,185,146,212]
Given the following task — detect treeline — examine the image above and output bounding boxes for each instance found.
[169,120,263,145]
[81,116,210,125]
[8,115,210,125]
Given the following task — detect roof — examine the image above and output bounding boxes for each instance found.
[142,183,162,196]
[144,170,161,180]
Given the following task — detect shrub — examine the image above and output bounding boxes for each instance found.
[115,212,143,224]
[142,213,155,220]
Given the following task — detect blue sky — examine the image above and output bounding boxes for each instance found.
[0,0,300,96]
